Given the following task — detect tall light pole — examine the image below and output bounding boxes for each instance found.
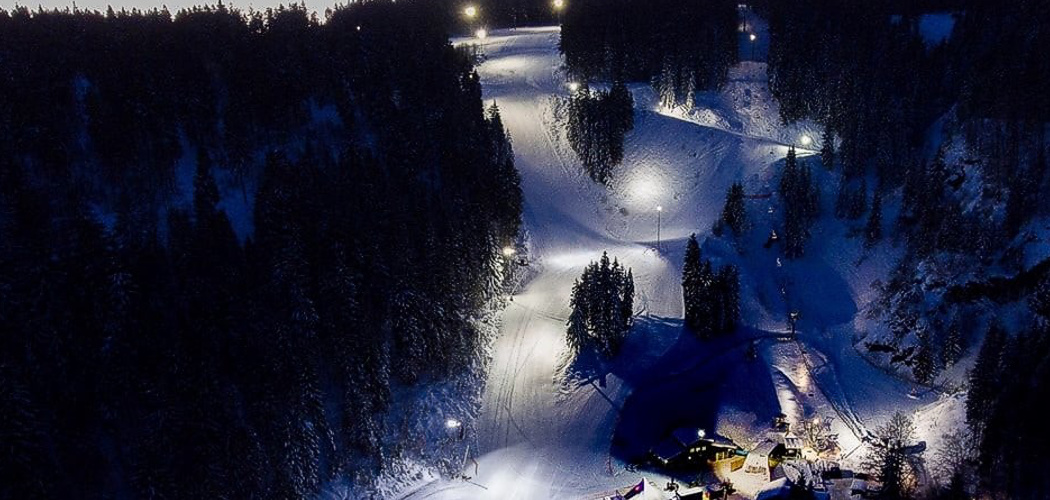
[656,205,663,251]
[463,5,478,37]
[749,33,757,60]
[553,0,565,24]
[789,310,800,337]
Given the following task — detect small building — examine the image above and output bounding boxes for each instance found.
[766,430,803,458]
[742,439,779,481]
[650,427,744,470]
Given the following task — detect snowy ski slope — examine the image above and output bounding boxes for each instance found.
[400,15,959,499]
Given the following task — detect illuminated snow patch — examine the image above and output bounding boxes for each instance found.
[545,250,600,270]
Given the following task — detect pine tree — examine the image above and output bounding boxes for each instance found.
[486,102,523,240]
[566,252,634,357]
[941,319,963,368]
[608,80,635,134]
[863,412,919,500]
[567,286,590,354]
[865,189,883,247]
[1030,275,1050,321]
[621,269,635,328]
[716,265,741,333]
[657,58,677,109]
[722,182,748,235]
[913,334,937,384]
[780,146,818,258]
[966,323,1006,441]
[820,123,835,170]
[683,234,704,330]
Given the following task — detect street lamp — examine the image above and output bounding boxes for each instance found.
[800,134,812,147]
[789,310,800,337]
[502,246,516,257]
[568,81,580,93]
[463,5,477,18]
[749,33,757,60]
[656,205,663,251]
[475,28,488,40]
[446,418,464,440]
[553,0,565,23]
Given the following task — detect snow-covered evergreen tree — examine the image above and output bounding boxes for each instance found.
[566,252,635,357]
[820,123,835,170]
[865,189,883,247]
[966,323,1006,441]
[780,146,818,258]
[721,182,748,235]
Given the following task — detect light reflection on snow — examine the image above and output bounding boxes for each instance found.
[629,176,660,202]
[481,55,532,74]
[545,250,600,270]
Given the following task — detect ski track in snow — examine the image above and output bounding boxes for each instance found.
[403,19,947,499]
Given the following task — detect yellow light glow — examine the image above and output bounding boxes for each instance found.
[475,28,487,40]
[553,0,565,9]
[464,5,477,18]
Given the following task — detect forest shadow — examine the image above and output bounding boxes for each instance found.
[607,318,783,476]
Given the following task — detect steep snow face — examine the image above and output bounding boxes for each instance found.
[402,19,953,500]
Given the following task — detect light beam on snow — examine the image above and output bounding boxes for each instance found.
[546,250,599,270]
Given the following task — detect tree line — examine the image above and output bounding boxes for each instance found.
[0,2,522,497]
[559,0,738,104]
[565,81,634,184]
[567,252,635,358]
[683,235,741,338]
[764,0,1049,414]
[956,287,1050,500]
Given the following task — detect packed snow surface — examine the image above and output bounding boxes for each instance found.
[401,21,957,499]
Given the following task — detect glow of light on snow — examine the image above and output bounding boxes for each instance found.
[628,173,664,208]
[546,250,599,270]
[484,56,532,74]
[531,328,566,363]
[794,359,812,394]
[567,81,580,92]
[483,462,547,499]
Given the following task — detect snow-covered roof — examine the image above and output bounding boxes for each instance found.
[783,432,804,450]
[709,434,739,449]
[750,439,779,457]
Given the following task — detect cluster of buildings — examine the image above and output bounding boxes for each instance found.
[612,417,877,500]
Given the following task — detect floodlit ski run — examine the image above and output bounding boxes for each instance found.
[401,20,949,499]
